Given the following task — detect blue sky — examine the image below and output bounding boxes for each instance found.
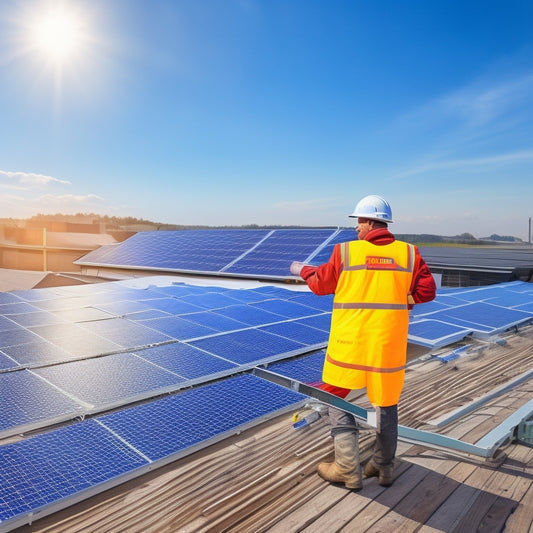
[1,0,532,239]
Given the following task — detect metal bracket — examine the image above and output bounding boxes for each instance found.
[252,367,525,460]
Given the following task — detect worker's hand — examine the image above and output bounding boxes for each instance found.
[290,261,305,276]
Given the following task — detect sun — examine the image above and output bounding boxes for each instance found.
[27,4,87,67]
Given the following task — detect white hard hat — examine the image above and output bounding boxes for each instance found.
[349,195,393,223]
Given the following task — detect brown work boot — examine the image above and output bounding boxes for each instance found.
[363,458,394,486]
[318,432,362,490]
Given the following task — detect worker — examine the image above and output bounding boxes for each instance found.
[290,195,436,490]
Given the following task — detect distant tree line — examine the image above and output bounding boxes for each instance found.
[24,214,522,242]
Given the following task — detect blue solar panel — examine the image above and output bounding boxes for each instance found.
[0,420,149,528]
[141,316,218,340]
[139,297,205,314]
[0,327,42,348]
[0,370,83,438]
[287,291,334,312]
[226,229,336,276]
[213,304,285,326]
[76,230,271,271]
[79,318,172,347]
[308,228,356,265]
[265,351,325,384]
[0,351,18,371]
[7,311,67,328]
[134,342,238,379]
[178,292,244,310]
[2,340,74,366]
[189,329,305,364]
[33,353,183,410]
[0,302,41,315]
[408,319,472,348]
[258,321,329,346]
[425,302,533,335]
[179,311,248,332]
[0,292,24,304]
[294,314,332,331]
[251,299,322,319]
[98,374,307,462]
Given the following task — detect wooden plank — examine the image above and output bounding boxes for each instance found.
[452,490,499,533]
[391,470,460,524]
[422,483,481,531]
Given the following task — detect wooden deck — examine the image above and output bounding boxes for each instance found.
[12,328,533,533]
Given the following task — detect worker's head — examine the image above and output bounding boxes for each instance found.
[349,195,392,239]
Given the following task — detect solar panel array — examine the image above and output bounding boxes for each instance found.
[1,276,532,531]
[409,281,533,347]
[0,374,307,531]
[0,279,332,439]
[75,228,348,278]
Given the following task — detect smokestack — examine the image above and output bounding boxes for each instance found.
[529,217,531,244]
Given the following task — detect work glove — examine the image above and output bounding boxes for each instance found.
[290,261,305,276]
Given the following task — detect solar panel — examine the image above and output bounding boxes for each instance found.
[33,352,184,411]
[258,321,329,346]
[76,230,271,271]
[264,350,325,384]
[251,299,323,319]
[226,229,336,276]
[0,420,149,529]
[141,315,218,340]
[408,319,472,348]
[307,228,356,265]
[78,317,173,348]
[188,328,306,365]
[1,340,75,367]
[97,374,307,462]
[424,302,533,336]
[212,304,286,326]
[0,352,18,371]
[0,370,83,438]
[134,342,238,379]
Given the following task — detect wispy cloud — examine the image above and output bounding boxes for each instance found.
[0,170,71,189]
[392,149,533,179]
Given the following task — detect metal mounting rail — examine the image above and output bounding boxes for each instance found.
[252,367,518,460]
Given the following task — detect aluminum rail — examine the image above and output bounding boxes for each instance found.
[252,367,524,461]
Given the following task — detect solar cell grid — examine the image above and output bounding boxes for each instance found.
[0,420,149,526]
[0,352,19,371]
[308,228,356,265]
[0,292,24,304]
[134,342,238,379]
[178,292,244,310]
[251,299,323,319]
[141,315,218,340]
[97,374,306,462]
[179,310,248,332]
[258,321,329,346]
[0,370,83,437]
[408,319,472,347]
[2,340,74,367]
[213,304,285,326]
[33,353,183,410]
[265,351,325,384]
[79,317,172,347]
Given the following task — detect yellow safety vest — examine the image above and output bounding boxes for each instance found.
[322,239,415,406]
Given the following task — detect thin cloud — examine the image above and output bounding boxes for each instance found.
[392,149,533,179]
[0,170,71,188]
